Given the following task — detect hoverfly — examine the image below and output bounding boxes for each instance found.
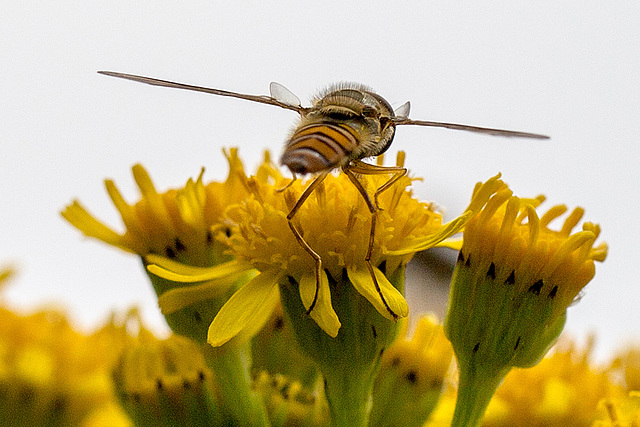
[98,71,548,319]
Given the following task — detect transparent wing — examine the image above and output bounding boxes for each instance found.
[97,71,304,114]
[393,101,411,119]
[269,82,302,108]
[392,117,549,139]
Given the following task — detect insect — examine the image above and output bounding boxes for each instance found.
[98,71,548,319]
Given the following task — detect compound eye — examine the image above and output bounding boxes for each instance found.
[361,106,378,118]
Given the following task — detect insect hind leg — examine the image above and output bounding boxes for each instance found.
[286,172,329,314]
[343,163,407,320]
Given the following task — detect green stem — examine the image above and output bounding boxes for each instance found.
[203,344,270,427]
[450,365,506,427]
[323,366,376,427]
[278,274,400,427]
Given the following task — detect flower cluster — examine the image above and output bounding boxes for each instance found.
[141,152,507,426]
[148,155,503,346]
[486,337,622,426]
[0,272,132,426]
[0,145,618,426]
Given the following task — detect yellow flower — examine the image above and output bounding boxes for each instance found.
[611,347,640,392]
[485,337,623,427]
[149,155,504,345]
[252,371,329,426]
[378,315,453,394]
[62,149,267,345]
[446,185,608,427]
[113,328,222,427]
[62,148,250,265]
[0,266,14,287]
[0,307,127,426]
[593,391,640,427]
[370,314,454,426]
[459,192,607,322]
[447,188,608,368]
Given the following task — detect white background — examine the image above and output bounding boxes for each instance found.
[1,1,638,360]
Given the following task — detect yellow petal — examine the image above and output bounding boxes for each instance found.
[207,269,281,347]
[225,294,282,348]
[61,201,134,253]
[146,256,252,283]
[158,271,255,315]
[299,273,341,337]
[104,179,140,236]
[466,173,507,214]
[176,172,207,229]
[132,164,176,234]
[347,266,409,320]
[387,211,472,255]
[436,237,463,251]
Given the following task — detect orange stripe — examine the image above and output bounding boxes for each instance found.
[294,124,358,152]
[287,134,343,166]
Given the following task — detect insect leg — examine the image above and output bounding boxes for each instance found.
[343,166,405,320]
[276,172,298,193]
[286,171,329,314]
[349,161,407,211]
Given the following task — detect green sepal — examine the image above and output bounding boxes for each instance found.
[251,309,319,388]
[445,257,566,372]
[445,256,569,427]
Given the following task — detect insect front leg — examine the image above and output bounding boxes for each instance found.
[349,161,407,211]
[286,172,329,314]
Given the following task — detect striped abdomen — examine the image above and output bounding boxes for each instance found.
[280,123,360,175]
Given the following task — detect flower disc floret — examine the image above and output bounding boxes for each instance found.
[225,168,439,283]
